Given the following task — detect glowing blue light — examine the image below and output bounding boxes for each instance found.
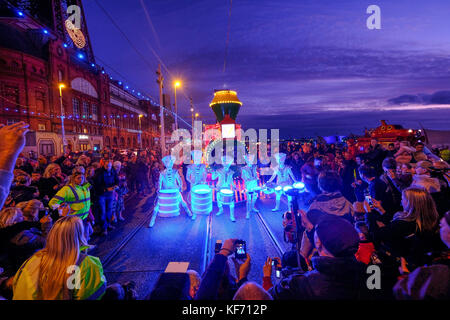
[159,209,181,215]
[275,186,282,191]
[101,70,105,74]
[125,86,129,89]
[283,186,293,193]
[118,81,122,85]
[17,11,24,17]
[91,63,95,67]
[63,43,68,48]
[43,29,49,34]
[293,182,305,190]
[77,53,85,59]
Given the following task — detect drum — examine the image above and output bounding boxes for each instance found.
[218,188,234,205]
[293,181,306,192]
[157,188,180,217]
[191,184,213,215]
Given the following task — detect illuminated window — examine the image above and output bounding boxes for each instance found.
[82,101,89,118]
[92,104,98,121]
[72,98,80,116]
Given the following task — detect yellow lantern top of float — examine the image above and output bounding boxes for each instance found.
[209,90,242,107]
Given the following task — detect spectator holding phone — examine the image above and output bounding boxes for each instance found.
[393,211,450,299]
[269,216,368,300]
[195,239,250,300]
[365,187,441,267]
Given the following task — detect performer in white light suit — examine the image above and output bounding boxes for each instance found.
[186,150,208,220]
[266,153,296,212]
[149,155,192,227]
[241,153,260,219]
[211,155,236,222]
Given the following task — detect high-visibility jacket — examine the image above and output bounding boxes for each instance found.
[49,183,91,220]
[12,249,106,300]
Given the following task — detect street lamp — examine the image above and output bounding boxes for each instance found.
[190,107,194,130]
[139,114,144,149]
[174,81,181,130]
[58,83,66,155]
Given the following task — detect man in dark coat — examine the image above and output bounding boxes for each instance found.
[269,217,370,300]
[93,160,119,236]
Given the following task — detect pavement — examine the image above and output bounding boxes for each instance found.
[90,191,294,299]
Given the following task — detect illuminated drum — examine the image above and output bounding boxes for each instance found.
[219,188,234,205]
[157,189,180,217]
[191,184,213,215]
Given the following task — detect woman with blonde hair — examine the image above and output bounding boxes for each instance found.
[37,163,65,200]
[0,207,24,228]
[367,187,442,265]
[12,216,106,300]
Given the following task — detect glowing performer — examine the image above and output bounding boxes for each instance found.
[241,153,260,219]
[186,150,208,220]
[149,155,192,227]
[266,153,296,212]
[186,150,208,188]
[211,155,236,222]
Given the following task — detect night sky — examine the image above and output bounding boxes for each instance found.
[84,0,450,138]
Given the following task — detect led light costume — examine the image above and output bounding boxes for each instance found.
[267,153,296,212]
[186,150,208,188]
[212,155,236,222]
[187,150,211,218]
[241,154,260,219]
[149,155,192,227]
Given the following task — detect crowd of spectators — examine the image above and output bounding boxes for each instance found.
[151,137,449,301]
[1,121,449,300]
[0,122,160,299]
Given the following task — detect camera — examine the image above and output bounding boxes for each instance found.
[365,195,374,209]
[214,240,222,254]
[234,240,247,259]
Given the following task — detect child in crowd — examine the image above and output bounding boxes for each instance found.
[354,221,376,265]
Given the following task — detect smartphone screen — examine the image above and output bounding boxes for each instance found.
[365,195,374,208]
[235,241,246,259]
[275,269,281,278]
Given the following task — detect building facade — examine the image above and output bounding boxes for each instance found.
[0,0,165,157]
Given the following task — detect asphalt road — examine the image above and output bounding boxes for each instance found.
[90,191,293,299]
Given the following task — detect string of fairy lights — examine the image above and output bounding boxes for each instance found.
[6,6,194,130]
[0,93,173,132]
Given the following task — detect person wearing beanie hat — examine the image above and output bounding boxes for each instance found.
[314,216,360,257]
[269,216,368,300]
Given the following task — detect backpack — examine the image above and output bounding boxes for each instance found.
[282,211,298,244]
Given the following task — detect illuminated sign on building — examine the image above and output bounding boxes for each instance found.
[78,135,89,140]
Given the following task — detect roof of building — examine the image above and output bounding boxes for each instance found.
[0,22,48,59]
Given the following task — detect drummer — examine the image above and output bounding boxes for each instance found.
[186,150,207,220]
[266,153,297,212]
[149,155,192,227]
[211,155,236,222]
[241,153,260,219]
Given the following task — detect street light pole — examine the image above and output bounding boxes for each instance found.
[58,84,66,155]
[174,81,181,131]
[156,64,165,156]
[139,114,143,149]
[190,97,194,133]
